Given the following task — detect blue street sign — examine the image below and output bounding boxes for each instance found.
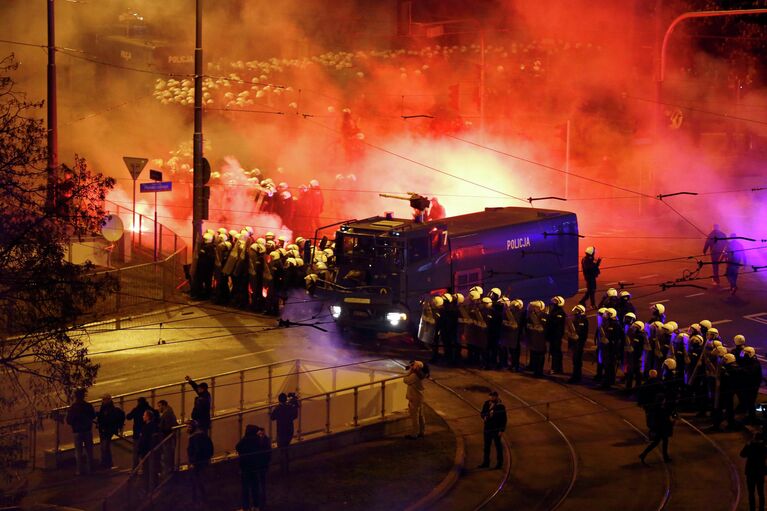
[140,181,172,193]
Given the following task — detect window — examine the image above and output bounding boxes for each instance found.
[408,236,429,263]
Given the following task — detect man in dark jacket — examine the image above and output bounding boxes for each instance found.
[185,376,211,432]
[66,388,95,475]
[578,246,601,309]
[236,425,272,511]
[478,391,507,469]
[96,394,123,469]
[740,431,766,511]
[270,393,299,447]
[271,392,300,473]
[138,409,160,488]
[187,420,214,502]
[157,400,178,477]
[126,397,154,468]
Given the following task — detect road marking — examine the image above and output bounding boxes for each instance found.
[95,377,127,386]
[744,313,767,326]
[684,292,705,298]
[223,349,274,361]
[711,319,732,326]
[650,299,670,305]
[606,281,620,286]
[640,274,659,280]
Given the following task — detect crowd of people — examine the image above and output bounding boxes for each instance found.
[65,376,303,511]
[190,225,338,314]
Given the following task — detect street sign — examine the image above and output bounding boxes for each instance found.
[149,169,163,181]
[140,181,172,193]
[123,156,148,180]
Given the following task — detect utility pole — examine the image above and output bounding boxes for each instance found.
[192,0,203,258]
[46,0,58,213]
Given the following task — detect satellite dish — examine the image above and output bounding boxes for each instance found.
[101,214,125,242]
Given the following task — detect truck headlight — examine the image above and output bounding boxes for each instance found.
[330,305,342,319]
[386,312,407,325]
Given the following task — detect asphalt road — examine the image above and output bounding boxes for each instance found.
[81,233,766,399]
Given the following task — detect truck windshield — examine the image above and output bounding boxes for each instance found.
[342,234,376,259]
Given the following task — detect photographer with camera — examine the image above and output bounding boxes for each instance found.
[270,392,300,473]
[404,360,429,439]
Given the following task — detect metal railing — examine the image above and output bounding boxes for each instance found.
[35,358,399,468]
[101,372,409,511]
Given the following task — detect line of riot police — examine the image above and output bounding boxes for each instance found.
[418,285,763,429]
[191,227,337,315]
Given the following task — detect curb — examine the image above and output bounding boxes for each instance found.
[403,403,467,511]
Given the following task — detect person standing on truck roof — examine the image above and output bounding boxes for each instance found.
[578,246,602,310]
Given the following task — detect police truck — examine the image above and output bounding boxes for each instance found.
[325,205,580,335]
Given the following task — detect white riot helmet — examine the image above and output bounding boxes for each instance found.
[489,288,502,300]
[619,290,631,299]
[723,353,737,365]
[432,296,444,308]
[455,293,465,304]
[652,303,665,315]
[690,335,704,345]
[551,295,565,306]
[481,297,493,308]
[700,320,712,329]
[715,346,727,357]
[605,308,617,319]
[442,293,453,303]
[707,328,720,339]
[202,232,214,243]
[712,340,723,349]
[607,288,618,297]
[624,312,636,322]
[734,334,746,346]
[572,304,586,315]
[499,296,510,307]
[632,321,645,331]
[663,358,677,371]
[469,286,484,296]
[510,299,524,309]
[468,290,481,302]
[585,246,595,256]
[663,321,678,333]
[744,347,756,358]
